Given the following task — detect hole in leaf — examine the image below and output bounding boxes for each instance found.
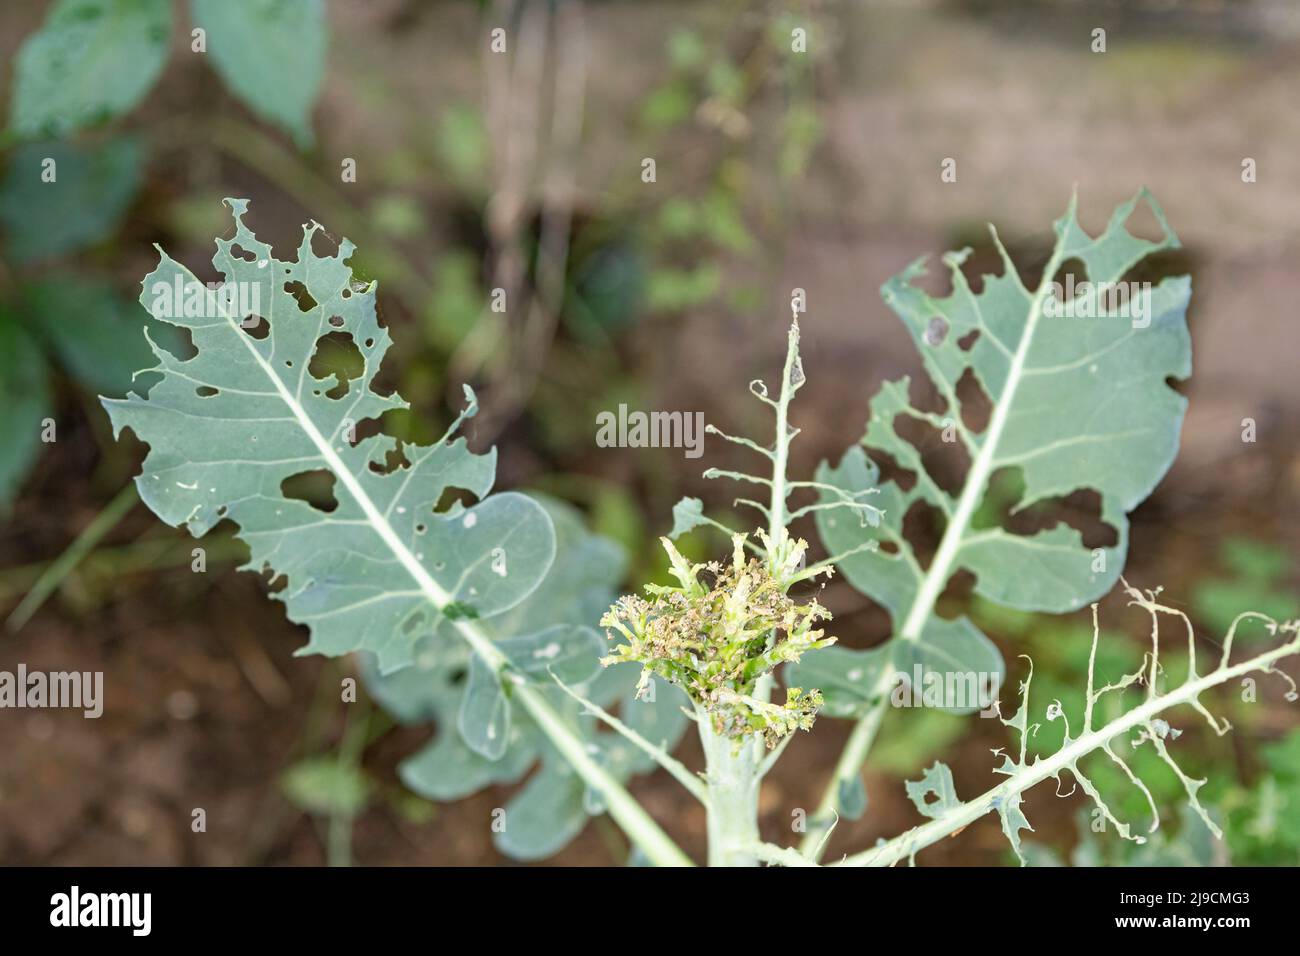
[956,329,980,351]
[229,243,257,262]
[935,568,976,620]
[892,414,971,498]
[434,487,479,513]
[1122,198,1166,243]
[368,441,411,475]
[1049,258,1088,308]
[195,385,219,398]
[308,331,365,400]
[954,367,992,434]
[155,325,197,361]
[285,280,318,312]
[280,470,338,513]
[906,375,947,418]
[869,449,917,494]
[878,540,899,555]
[971,467,1118,549]
[241,315,269,340]
[901,499,946,571]
[328,315,344,328]
[310,229,339,259]
[1119,247,1196,290]
[906,262,953,298]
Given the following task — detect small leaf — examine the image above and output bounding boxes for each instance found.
[10,0,172,139]
[905,761,960,820]
[0,137,143,264]
[0,314,52,506]
[192,0,326,146]
[668,496,709,539]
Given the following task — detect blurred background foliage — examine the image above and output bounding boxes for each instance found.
[0,0,1296,866]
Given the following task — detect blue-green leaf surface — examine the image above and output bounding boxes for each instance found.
[803,191,1192,715]
[191,0,326,146]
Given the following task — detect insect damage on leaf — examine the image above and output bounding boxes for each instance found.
[601,531,834,747]
[805,190,1193,716]
[101,198,556,674]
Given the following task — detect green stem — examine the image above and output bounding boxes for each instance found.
[326,691,371,868]
[767,320,802,548]
[6,482,139,633]
[552,675,710,804]
[699,714,762,866]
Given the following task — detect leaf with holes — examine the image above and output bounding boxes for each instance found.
[102,198,555,675]
[805,191,1191,715]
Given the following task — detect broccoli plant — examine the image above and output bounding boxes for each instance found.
[103,192,1299,866]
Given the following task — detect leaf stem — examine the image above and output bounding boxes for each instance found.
[551,674,710,805]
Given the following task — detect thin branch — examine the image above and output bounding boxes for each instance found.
[705,424,775,460]
[551,674,710,806]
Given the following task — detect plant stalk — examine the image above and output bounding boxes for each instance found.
[699,715,762,866]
